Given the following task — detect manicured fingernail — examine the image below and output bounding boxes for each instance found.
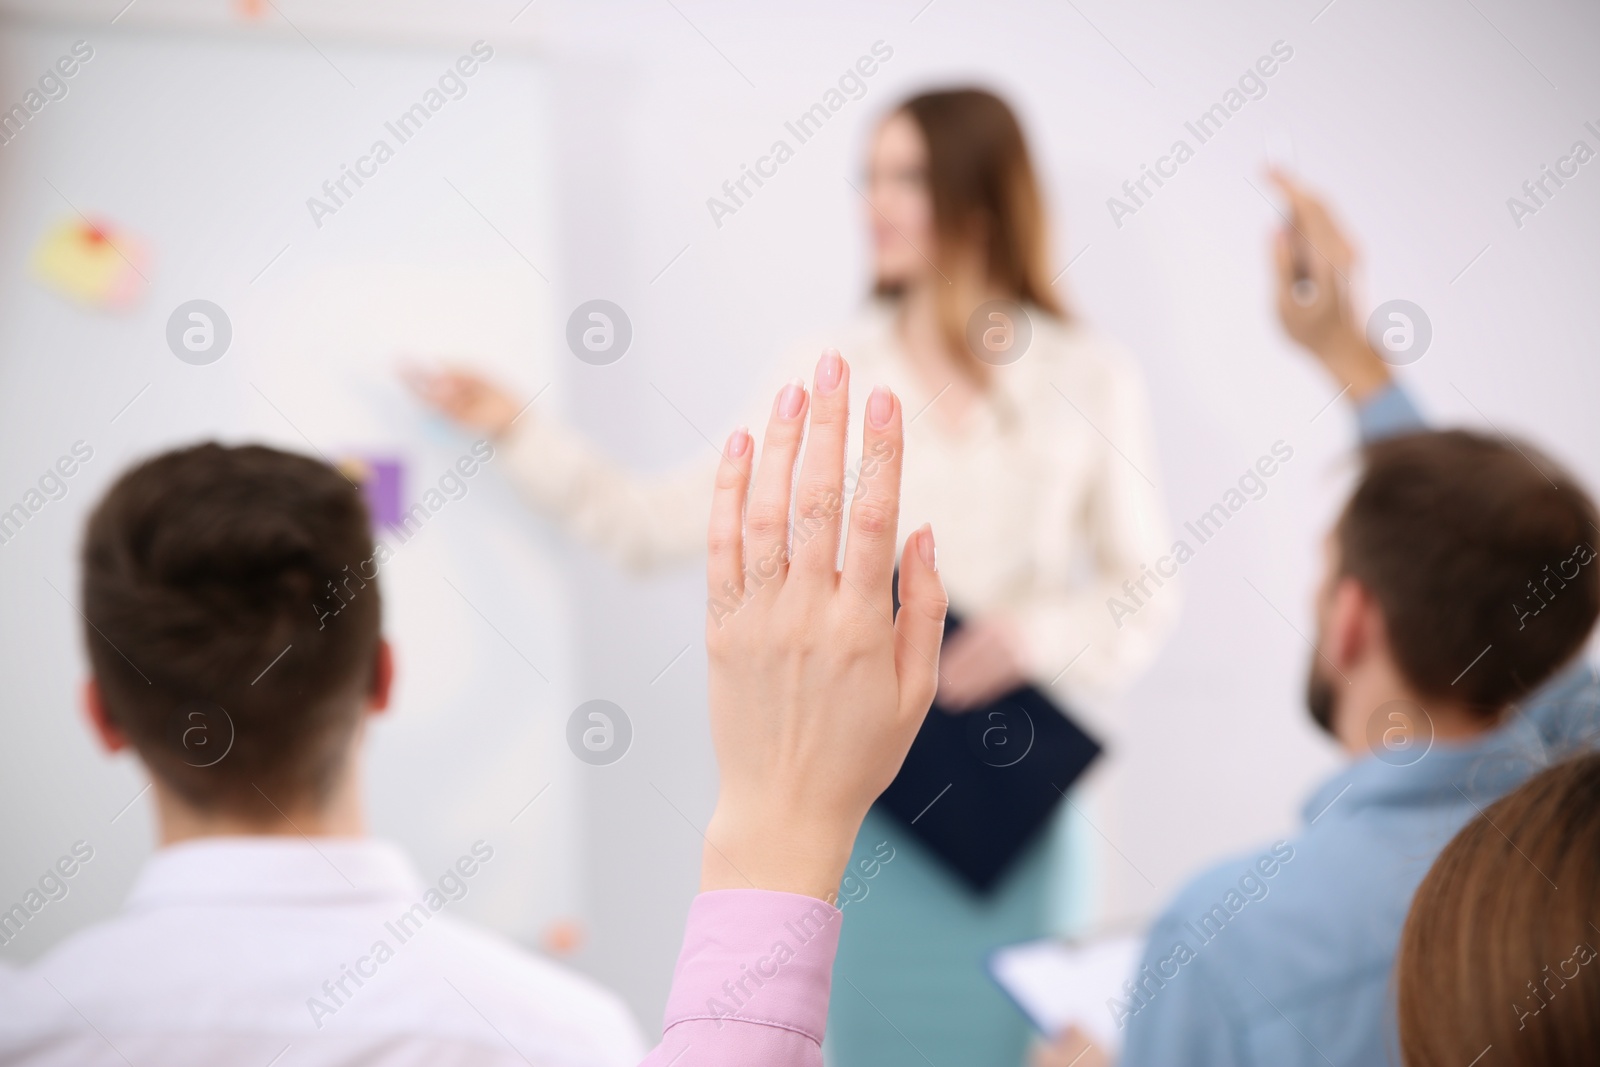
[815,349,843,394]
[918,524,937,570]
[726,426,750,457]
[868,385,894,428]
[777,379,806,419]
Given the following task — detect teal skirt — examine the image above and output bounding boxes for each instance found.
[825,806,1058,1066]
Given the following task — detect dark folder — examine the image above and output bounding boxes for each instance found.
[877,588,1104,894]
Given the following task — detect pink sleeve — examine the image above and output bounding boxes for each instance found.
[640,889,841,1066]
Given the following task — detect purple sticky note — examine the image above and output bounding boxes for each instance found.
[339,456,405,529]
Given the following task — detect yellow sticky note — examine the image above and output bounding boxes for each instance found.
[31,219,149,310]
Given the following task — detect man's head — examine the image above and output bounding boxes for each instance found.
[81,443,388,827]
[1306,430,1599,749]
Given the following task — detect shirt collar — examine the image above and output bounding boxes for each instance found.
[1300,709,1550,825]
[866,296,1033,434]
[124,836,425,912]
[1526,659,1600,752]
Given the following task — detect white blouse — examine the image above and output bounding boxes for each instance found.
[500,301,1177,735]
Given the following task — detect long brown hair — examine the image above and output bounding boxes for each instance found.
[1396,752,1600,1066]
[874,88,1065,381]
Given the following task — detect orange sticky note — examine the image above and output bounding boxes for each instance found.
[31,218,149,310]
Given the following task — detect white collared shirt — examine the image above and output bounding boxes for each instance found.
[0,837,645,1067]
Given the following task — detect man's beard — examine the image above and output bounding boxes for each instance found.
[1305,660,1338,738]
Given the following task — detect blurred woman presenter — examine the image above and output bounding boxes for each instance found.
[412,88,1175,1066]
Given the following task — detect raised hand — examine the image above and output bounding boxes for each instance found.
[1267,170,1391,400]
[402,364,523,437]
[700,348,947,901]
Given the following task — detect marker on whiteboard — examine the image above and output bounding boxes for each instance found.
[1264,127,1318,306]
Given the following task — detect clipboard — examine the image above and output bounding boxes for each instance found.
[877,586,1104,892]
[987,933,1144,1049]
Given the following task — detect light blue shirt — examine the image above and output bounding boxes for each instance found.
[1353,380,1426,442]
[1119,714,1551,1067]
[1119,382,1599,1066]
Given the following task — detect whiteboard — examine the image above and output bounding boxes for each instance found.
[0,16,582,961]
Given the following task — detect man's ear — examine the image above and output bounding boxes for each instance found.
[1325,576,1377,673]
[367,638,394,716]
[83,678,130,754]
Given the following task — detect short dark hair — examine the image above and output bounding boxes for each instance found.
[1398,751,1600,1066]
[1338,430,1598,716]
[81,443,381,813]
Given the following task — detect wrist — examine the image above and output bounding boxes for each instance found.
[1312,327,1391,402]
[700,800,861,902]
[490,409,521,441]
[993,612,1034,680]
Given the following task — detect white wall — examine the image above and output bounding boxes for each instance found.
[537,0,1600,1025]
[2,0,1599,1040]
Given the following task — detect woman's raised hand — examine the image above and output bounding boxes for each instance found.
[700,348,947,901]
